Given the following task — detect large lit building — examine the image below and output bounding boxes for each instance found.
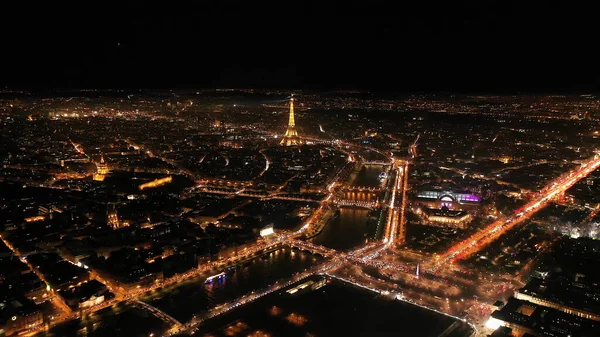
[486,297,600,336]
[415,188,480,210]
[59,280,108,310]
[93,155,109,181]
[420,206,472,229]
[0,297,43,336]
[107,203,121,229]
[280,96,302,146]
[514,277,600,322]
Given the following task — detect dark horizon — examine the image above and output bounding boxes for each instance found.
[2,1,599,92]
[2,87,600,97]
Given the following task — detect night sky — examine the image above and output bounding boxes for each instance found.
[2,1,598,92]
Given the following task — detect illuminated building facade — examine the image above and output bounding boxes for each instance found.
[59,280,108,310]
[364,129,378,137]
[93,155,109,181]
[415,189,480,210]
[415,188,478,228]
[0,298,43,336]
[515,291,600,321]
[107,203,121,229]
[486,297,600,336]
[280,96,302,146]
[514,277,600,322]
[421,207,472,229]
[260,224,275,237]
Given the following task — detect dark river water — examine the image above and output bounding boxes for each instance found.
[40,247,321,337]
[352,164,387,188]
[194,278,475,337]
[312,207,374,251]
[141,247,321,322]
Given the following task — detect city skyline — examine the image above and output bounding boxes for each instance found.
[2,3,600,337]
[1,91,600,337]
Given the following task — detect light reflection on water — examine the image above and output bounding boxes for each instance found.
[194,280,471,337]
[40,247,320,337]
[353,164,386,187]
[42,302,169,337]
[141,247,321,322]
[312,207,371,250]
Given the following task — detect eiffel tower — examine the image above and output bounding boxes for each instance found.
[280,95,302,146]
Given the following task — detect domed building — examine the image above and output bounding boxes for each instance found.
[415,183,481,210]
[93,155,109,181]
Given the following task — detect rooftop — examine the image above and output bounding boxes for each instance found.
[491,297,599,337]
[518,277,600,316]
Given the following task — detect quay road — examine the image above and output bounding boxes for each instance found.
[433,152,600,269]
[360,159,409,261]
[398,161,409,244]
[196,187,324,203]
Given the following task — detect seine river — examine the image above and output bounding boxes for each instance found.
[312,207,373,250]
[193,277,475,337]
[352,164,387,187]
[41,247,321,337]
[140,247,321,322]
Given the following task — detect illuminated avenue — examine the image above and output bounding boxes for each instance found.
[434,153,600,268]
[2,92,600,337]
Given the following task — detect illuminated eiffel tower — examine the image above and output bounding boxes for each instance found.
[280,95,303,146]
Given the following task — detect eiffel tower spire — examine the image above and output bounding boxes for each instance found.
[280,95,302,146]
[287,96,295,127]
